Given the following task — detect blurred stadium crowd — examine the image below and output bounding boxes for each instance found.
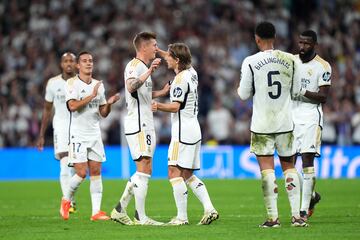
[0,0,360,147]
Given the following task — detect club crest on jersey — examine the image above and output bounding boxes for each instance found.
[322,72,331,82]
[173,87,183,98]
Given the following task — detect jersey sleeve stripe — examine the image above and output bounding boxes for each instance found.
[314,55,331,71]
[130,59,140,67]
[175,72,184,84]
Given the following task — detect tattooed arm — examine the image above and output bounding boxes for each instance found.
[126,58,162,93]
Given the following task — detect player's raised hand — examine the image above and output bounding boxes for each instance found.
[108,93,121,105]
[36,136,45,151]
[92,81,103,98]
[150,58,161,73]
[151,101,158,112]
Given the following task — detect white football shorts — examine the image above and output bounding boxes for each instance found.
[168,140,201,170]
[250,131,295,157]
[53,129,69,160]
[68,138,106,164]
[125,130,156,160]
[293,123,322,156]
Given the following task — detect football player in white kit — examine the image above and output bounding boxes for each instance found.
[110,32,169,226]
[152,43,219,225]
[37,52,77,213]
[293,30,331,220]
[59,51,120,221]
[237,22,306,227]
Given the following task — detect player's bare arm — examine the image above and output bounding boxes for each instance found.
[36,101,53,151]
[99,93,121,117]
[152,82,170,98]
[301,85,330,104]
[126,58,161,93]
[156,47,169,59]
[152,101,180,113]
[67,81,102,112]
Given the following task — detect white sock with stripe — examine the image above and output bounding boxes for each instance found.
[133,172,150,221]
[170,177,188,221]
[284,168,301,218]
[186,175,214,213]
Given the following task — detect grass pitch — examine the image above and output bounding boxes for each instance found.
[0,179,359,240]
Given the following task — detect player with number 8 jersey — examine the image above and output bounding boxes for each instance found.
[110,32,169,226]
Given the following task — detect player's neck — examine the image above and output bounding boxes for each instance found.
[136,53,150,65]
[260,44,274,51]
[258,39,274,51]
[78,73,92,83]
[62,72,75,80]
[300,51,316,63]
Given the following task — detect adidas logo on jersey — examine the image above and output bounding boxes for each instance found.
[310,145,315,149]
[81,89,86,93]
[196,183,204,189]
[57,88,61,92]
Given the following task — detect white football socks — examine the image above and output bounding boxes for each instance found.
[133,172,150,221]
[170,177,188,221]
[64,174,84,201]
[186,175,214,213]
[301,167,315,213]
[284,168,301,218]
[59,157,71,198]
[119,179,134,210]
[261,169,278,221]
[90,175,103,216]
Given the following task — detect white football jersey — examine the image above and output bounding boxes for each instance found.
[124,58,154,135]
[65,76,107,141]
[170,67,201,144]
[238,49,295,134]
[44,74,70,132]
[292,55,332,127]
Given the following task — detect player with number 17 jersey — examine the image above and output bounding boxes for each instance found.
[238,50,295,134]
[170,67,201,144]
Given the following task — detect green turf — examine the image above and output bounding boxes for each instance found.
[0,179,359,240]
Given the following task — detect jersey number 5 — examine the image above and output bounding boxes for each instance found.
[267,71,281,99]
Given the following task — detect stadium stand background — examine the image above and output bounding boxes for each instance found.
[0,0,360,148]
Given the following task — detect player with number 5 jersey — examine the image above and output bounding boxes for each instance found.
[238,43,295,135]
[238,22,306,228]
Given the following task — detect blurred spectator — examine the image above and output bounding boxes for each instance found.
[206,96,234,145]
[0,0,359,147]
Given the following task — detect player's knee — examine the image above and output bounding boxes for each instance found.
[181,170,193,180]
[301,153,315,168]
[168,166,181,179]
[76,170,87,178]
[302,160,314,168]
